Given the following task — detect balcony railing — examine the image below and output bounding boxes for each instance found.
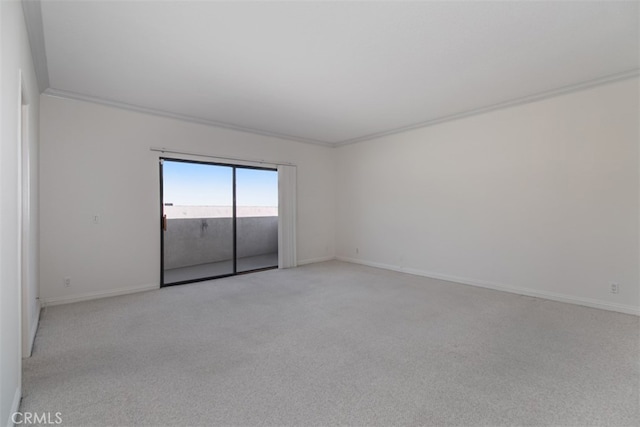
[163,206,278,271]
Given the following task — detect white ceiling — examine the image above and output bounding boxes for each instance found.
[32,0,639,146]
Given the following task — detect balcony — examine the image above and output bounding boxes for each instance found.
[163,206,278,283]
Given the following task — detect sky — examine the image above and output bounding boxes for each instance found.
[163,160,278,207]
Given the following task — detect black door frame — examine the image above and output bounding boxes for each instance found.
[159,157,278,287]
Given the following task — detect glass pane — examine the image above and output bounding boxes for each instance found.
[236,168,279,272]
[163,161,234,284]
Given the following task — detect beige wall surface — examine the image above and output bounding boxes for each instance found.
[1,1,41,424]
[336,78,639,314]
[39,95,335,304]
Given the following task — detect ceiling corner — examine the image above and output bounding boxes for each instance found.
[22,0,50,93]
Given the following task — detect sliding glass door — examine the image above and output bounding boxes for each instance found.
[236,168,279,273]
[160,158,278,286]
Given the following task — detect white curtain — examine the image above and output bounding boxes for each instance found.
[278,165,297,268]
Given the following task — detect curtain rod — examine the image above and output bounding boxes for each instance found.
[150,147,296,167]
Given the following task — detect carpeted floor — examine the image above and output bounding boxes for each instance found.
[21,261,639,426]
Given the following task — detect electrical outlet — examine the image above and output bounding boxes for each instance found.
[610,283,619,294]
[356,247,359,254]
[64,277,71,288]
[92,215,99,224]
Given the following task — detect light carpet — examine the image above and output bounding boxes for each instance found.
[21,261,639,426]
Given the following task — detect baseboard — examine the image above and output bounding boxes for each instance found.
[41,284,159,307]
[337,256,640,316]
[297,256,336,266]
[25,303,40,357]
[6,386,21,427]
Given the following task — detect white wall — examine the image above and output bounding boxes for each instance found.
[336,78,639,315]
[0,1,41,425]
[39,95,335,305]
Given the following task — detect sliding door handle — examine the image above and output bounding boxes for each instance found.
[162,214,167,231]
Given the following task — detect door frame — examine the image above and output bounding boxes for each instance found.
[159,157,278,287]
